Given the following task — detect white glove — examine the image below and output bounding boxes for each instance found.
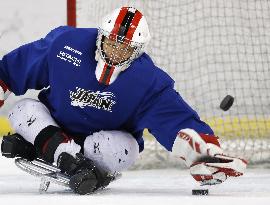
[190,154,247,185]
[172,128,247,185]
[0,80,11,108]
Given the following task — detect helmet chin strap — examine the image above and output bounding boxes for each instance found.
[95,51,127,85]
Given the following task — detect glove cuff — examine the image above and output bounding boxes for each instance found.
[0,80,9,92]
[172,129,223,167]
[0,80,11,104]
[199,133,220,147]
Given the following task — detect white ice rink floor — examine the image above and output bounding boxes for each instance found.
[0,156,270,205]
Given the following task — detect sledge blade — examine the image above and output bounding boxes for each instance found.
[15,158,70,189]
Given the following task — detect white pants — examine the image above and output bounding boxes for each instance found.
[8,98,139,173]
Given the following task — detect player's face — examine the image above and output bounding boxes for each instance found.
[102,37,135,65]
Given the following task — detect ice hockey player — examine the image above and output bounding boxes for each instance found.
[0,7,247,195]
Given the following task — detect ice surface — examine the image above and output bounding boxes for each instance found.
[0,156,270,205]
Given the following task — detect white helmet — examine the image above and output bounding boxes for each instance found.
[95,7,151,85]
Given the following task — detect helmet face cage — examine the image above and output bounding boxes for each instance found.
[97,29,144,68]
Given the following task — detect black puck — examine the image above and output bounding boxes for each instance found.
[192,189,209,195]
[220,95,234,111]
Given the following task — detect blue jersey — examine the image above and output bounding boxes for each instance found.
[0,26,213,152]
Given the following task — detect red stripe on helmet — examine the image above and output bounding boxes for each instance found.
[125,10,143,43]
[99,63,109,84]
[105,66,115,85]
[110,7,129,40]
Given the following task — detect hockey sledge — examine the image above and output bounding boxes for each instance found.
[15,157,122,193]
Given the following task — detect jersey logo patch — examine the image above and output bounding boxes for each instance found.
[56,45,82,67]
[69,87,116,112]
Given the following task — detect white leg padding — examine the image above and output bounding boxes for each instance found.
[8,98,59,144]
[84,130,139,173]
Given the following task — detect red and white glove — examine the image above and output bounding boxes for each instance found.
[172,128,247,185]
[0,80,11,108]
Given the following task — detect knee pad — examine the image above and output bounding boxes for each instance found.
[8,98,58,144]
[84,130,139,173]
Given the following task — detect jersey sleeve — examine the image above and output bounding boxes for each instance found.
[0,26,72,95]
[132,85,214,152]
